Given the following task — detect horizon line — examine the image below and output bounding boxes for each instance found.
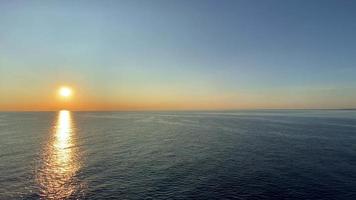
[1,108,355,112]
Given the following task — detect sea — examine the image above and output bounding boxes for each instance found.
[0,110,356,200]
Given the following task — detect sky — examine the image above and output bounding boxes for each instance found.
[1,0,356,111]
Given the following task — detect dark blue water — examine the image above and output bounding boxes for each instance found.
[1,110,356,199]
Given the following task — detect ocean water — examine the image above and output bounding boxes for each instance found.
[1,110,356,200]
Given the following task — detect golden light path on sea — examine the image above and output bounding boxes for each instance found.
[37,110,82,199]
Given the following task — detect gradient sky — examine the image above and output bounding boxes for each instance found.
[1,0,356,110]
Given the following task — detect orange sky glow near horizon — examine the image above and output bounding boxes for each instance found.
[1,83,354,111]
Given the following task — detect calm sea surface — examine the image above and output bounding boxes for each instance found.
[1,110,356,199]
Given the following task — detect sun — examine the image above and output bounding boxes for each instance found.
[59,87,72,97]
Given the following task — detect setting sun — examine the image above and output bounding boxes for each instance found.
[59,87,72,98]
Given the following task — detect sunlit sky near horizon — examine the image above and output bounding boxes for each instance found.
[1,0,356,110]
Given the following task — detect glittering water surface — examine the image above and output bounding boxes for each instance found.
[1,110,356,199]
[36,110,84,199]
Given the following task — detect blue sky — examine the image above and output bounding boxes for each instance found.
[1,0,356,110]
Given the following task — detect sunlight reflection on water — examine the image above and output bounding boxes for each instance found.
[1,111,355,199]
[36,110,83,199]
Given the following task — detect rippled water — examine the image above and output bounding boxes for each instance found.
[1,110,356,199]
